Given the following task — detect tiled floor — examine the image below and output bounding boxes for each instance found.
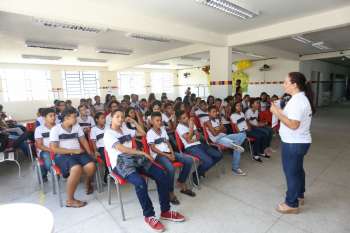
[1,103,350,233]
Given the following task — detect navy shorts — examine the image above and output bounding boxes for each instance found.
[54,154,94,178]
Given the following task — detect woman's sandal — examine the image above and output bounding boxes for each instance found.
[66,200,87,208]
[180,189,196,197]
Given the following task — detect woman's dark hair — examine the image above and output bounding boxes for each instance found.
[111,108,124,117]
[105,94,111,104]
[150,100,162,111]
[175,110,186,119]
[207,95,214,105]
[125,107,136,118]
[108,100,119,109]
[148,93,156,104]
[288,72,315,114]
[61,107,77,120]
[94,112,105,123]
[43,108,56,117]
[232,101,242,113]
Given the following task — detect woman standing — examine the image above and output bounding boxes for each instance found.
[270,72,313,214]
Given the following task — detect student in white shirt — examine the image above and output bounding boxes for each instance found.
[125,107,144,130]
[34,108,56,182]
[105,100,119,128]
[93,95,105,113]
[176,110,222,185]
[77,105,95,133]
[245,99,274,155]
[242,94,250,113]
[270,72,313,214]
[90,112,108,183]
[205,106,246,175]
[103,109,185,231]
[162,102,177,149]
[231,102,270,163]
[35,108,45,127]
[194,100,209,127]
[260,92,270,112]
[214,98,233,134]
[49,107,96,208]
[147,112,195,206]
[146,100,162,129]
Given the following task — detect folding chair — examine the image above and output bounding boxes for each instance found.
[174,131,201,189]
[230,123,255,158]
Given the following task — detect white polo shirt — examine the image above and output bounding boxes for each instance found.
[103,123,136,169]
[49,124,84,150]
[279,92,312,143]
[94,103,105,113]
[34,124,54,153]
[195,109,209,126]
[77,116,95,130]
[206,118,226,143]
[36,116,44,126]
[245,108,259,127]
[176,123,201,149]
[230,112,248,132]
[147,127,170,159]
[90,126,105,148]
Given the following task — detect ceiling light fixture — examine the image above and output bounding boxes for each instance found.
[22,54,62,60]
[232,50,265,58]
[96,48,133,55]
[311,41,331,50]
[33,18,108,33]
[180,56,203,61]
[150,62,170,66]
[126,33,171,43]
[196,0,259,19]
[291,35,312,44]
[25,41,78,51]
[177,64,194,67]
[77,58,107,63]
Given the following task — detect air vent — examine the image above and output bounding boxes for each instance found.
[33,18,108,33]
[96,48,133,55]
[77,58,107,63]
[22,54,62,60]
[126,33,171,43]
[25,41,77,51]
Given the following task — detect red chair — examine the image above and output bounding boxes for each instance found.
[27,140,45,191]
[87,131,104,192]
[174,131,201,189]
[26,122,36,133]
[192,116,202,130]
[259,111,272,126]
[231,123,255,158]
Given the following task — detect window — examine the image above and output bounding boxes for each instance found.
[150,72,174,94]
[62,71,100,99]
[0,69,53,102]
[117,71,146,95]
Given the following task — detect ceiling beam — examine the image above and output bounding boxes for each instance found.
[0,0,226,46]
[227,5,350,47]
[300,49,350,61]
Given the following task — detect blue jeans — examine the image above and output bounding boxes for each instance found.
[39,151,52,178]
[125,164,171,217]
[254,127,273,147]
[281,142,311,208]
[155,152,193,192]
[246,129,267,155]
[185,143,222,176]
[216,133,246,170]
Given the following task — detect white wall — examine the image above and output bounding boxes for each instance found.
[177,68,210,98]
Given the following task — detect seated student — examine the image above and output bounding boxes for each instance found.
[231,102,269,163]
[146,100,162,129]
[65,99,73,108]
[55,100,66,123]
[205,106,247,175]
[77,105,96,134]
[242,94,251,113]
[194,100,209,127]
[34,108,56,182]
[260,92,270,112]
[104,109,185,231]
[125,107,145,130]
[245,99,273,156]
[161,103,177,148]
[207,95,215,106]
[214,98,233,134]
[49,107,96,208]
[93,95,105,113]
[90,112,108,183]
[105,100,119,128]
[147,112,195,205]
[176,110,222,185]
[190,97,201,116]
[35,108,45,127]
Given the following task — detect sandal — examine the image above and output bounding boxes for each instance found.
[170,196,180,205]
[180,189,196,197]
[66,200,87,208]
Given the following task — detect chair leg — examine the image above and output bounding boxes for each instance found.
[54,174,63,207]
[107,175,111,205]
[193,159,200,189]
[116,183,125,221]
[51,170,56,195]
[95,167,102,193]
[248,140,254,158]
[36,162,44,191]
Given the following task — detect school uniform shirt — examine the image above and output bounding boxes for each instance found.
[36,116,45,126]
[162,113,174,130]
[49,124,84,150]
[279,92,312,143]
[103,123,136,169]
[105,113,112,128]
[220,108,230,125]
[195,109,209,126]
[90,126,105,148]
[230,112,248,132]
[94,103,105,113]
[77,116,95,130]
[206,118,226,143]
[146,127,170,159]
[245,108,259,127]
[34,124,53,153]
[242,101,249,112]
[176,123,201,149]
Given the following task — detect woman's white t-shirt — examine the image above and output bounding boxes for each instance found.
[279,92,312,143]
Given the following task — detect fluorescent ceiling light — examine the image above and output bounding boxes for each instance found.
[33,18,108,33]
[150,62,170,66]
[196,0,259,19]
[232,50,265,58]
[25,41,77,51]
[22,54,62,60]
[312,42,331,50]
[77,58,107,63]
[96,48,133,55]
[180,56,203,61]
[126,33,171,43]
[177,64,194,67]
[291,35,312,44]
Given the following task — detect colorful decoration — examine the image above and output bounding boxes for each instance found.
[235,60,252,71]
[232,71,249,93]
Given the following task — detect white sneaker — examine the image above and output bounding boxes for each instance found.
[232,168,246,176]
[230,143,245,153]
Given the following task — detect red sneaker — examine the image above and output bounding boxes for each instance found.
[144,216,165,232]
[160,211,185,222]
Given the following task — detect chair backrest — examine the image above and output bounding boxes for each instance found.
[202,126,210,143]
[26,122,36,133]
[193,116,201,130]
[231,122,239,133]
[140,136,150,154]
[259,110,272,125]
[103,148,112,169]
[174,131,184,152]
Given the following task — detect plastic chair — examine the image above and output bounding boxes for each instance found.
[27,140,45,191]
[259,111,272,126]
